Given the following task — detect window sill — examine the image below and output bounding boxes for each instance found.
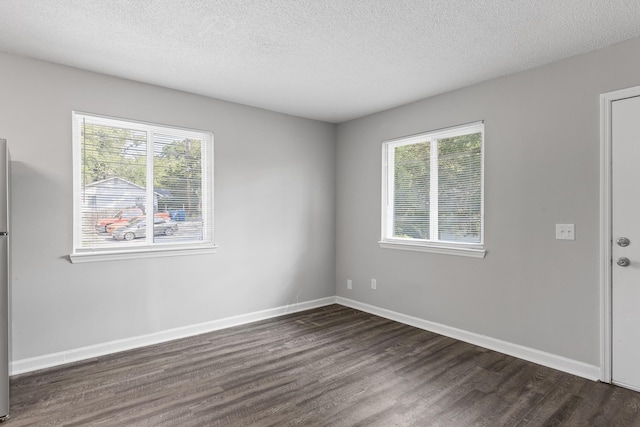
[379,240,486,258]
[69,245,218,263]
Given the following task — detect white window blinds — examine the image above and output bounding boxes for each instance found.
[72,113,214,260]
[437,132,483,243]
[382,122,484,251]
[392,140,431,240]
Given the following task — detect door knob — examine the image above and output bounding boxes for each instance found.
[617,257,631,267]
[617,237,631,247]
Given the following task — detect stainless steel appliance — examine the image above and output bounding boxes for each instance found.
[0,139,9,421]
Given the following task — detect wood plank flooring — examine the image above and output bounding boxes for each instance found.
[7,304,640,426]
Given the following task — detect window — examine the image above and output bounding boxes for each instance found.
[381,121,485,258]
[71,112,215,262]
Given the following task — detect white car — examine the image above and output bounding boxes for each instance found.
[112,218,178,241]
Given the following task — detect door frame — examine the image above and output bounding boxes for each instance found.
[600,85,640,384]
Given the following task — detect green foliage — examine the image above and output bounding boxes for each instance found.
[438,132,482,242]
[154,139,202,217]
[81,124,147,186]
[394,142,430,239]
[392,132,482,243]
[81,123,204,217]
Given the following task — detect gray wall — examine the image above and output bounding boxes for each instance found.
[335,37,640,366]
[0,52,336,361]
[4,34,640,368]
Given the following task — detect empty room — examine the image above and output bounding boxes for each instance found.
[1,0,640,425]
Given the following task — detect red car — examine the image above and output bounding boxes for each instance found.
[95,208,170,233]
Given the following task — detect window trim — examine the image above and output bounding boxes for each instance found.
[69,244,217,263]
[379,121,486,258]
[70,112,217,263]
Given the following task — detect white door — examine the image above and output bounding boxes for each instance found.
[612,95,640,391]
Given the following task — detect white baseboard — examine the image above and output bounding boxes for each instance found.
[10,296,337,375]
[12,295,601,382]
[336,297,601,381]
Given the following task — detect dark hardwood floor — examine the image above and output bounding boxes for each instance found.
[8,305,640,426]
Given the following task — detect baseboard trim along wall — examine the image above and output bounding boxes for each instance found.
[336,297,601,382]
[12,296,601,381]
[10,297,337,375]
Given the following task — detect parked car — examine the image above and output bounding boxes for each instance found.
[106,217,138,234]
[96,208,171,233]
[112,218,178,241]
[107,214,175,234]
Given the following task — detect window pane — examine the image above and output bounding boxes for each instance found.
[393,142,430,239]
[80,122,148,248]
[153,135,204,243]
[73,113,215,260]
[437,132,482,243]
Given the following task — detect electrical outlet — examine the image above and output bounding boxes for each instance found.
[556,224,575,240]
[371,279,377,290]
[347,279,352,290]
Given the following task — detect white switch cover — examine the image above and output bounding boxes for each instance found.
[556,224,575,240]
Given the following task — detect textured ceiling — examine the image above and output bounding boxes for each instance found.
[1,1,640,123]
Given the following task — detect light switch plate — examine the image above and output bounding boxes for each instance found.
[556,224,575,240]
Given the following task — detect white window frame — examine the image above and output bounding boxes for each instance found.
[380,121,486,258]
[70,112,216,263]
